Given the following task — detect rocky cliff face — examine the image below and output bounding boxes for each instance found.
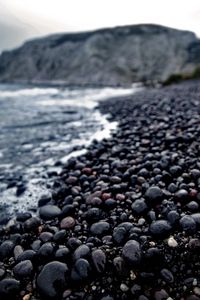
[0,24,200,86]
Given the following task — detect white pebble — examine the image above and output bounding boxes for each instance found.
[167,236,178,248]
[120,283,129,292]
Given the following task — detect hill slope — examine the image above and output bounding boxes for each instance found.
[0,24,200,85]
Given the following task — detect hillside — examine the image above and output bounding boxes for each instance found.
[0,24,200,85]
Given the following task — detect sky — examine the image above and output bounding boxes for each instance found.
[0,0,200,52]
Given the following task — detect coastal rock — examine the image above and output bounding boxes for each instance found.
[13,260,33,279]
[90,221,110,236]
[39,205,61,220]
[37,261,68,298]
[150,220,172,237]
[122,240,142,265]
[91,249,106,273]
[0,279,20,300]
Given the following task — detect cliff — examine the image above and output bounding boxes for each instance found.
[0,24,200,86]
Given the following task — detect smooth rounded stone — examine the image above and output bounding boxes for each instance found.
[118,222,133,231]
[167,236,178,248]
[67,238,82,250]
[154,289,169,300]
[167,210,180,225]
[175,189,189,202]
[169,165,182,176]
[104,199,116,209]
[0,240,14,260]
[39,205,61,220]
[113,227,127,245]
[168,183,178,193]
[188,238,200,251]
[85,208,103,223]
[145,186,164,205]
[13,260,33,279]
[191,213,200,226]
[73,245,90,260]
[160,268,174,283]
[61,205,75,216]
[179,215,196,234]
[14,245,23,260]
[113,256,128,276]
[190,169,200,179]
[37,261,68,299]
[37,242,55,260]
[187,201,199,212]
[150,220,172,237]
[130,284,141,295]
[131,199,148,214]
[60,217,75,229]
[16,212,32,222]
[71,258,91,281]
[120,283,129,292]
[53,230,67,243]
[91,249,106,273]
[90,221,110,236]
[122,240,142,265]
[55,248,70,262]
[17,250,36,263]
[0,279,20,299]
[39,231,53,243]
[24,217,41,231]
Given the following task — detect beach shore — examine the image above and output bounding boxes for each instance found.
[0,80,200,300]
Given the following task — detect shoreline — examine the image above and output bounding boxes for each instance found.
[1,80,200,299]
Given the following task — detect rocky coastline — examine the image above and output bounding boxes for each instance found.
[1,79,200,299]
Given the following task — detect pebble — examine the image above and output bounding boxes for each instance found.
[131,199,148,214]
[0,240,14,260]
[73,245,90,260]
[71,258,91,281]
[90,221,110,236]
[60,217,75,229]
[150,220,172,237]
[122,240,142,265]
[39,205,61,220]
[37,261,68,298]
[167,236,178,248]
[145,186,164,204]
[91,249,106,273]
[179,215,197,234]
[0,279,20,300]
[13,260,33,279]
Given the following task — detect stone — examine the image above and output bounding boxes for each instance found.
[90,221,110,236]
[71,258,91,281]
[91,249,106,273]
[150,220,172,237]
[37,261,68,298]
[60,217,75,229]
[122,240,142,265]
[13,260,33,278]
[73,245,90,260]
[145,186,163,204]
[160,268,174,283]
[0,240,14,260]
[39,205,61,220]
[0,279,20,300]
[131,199,148,214]
[24,217,41,231]
[179,215,197,234]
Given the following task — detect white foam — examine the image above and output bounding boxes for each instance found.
[0,87,59,98]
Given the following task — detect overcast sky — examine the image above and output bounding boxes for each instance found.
[0,0,200,52]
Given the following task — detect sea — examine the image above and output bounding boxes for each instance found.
[0,83,142,223]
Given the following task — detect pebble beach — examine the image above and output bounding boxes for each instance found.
[0,80,200,300]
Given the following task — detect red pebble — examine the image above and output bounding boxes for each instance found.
[102,193,111,201]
